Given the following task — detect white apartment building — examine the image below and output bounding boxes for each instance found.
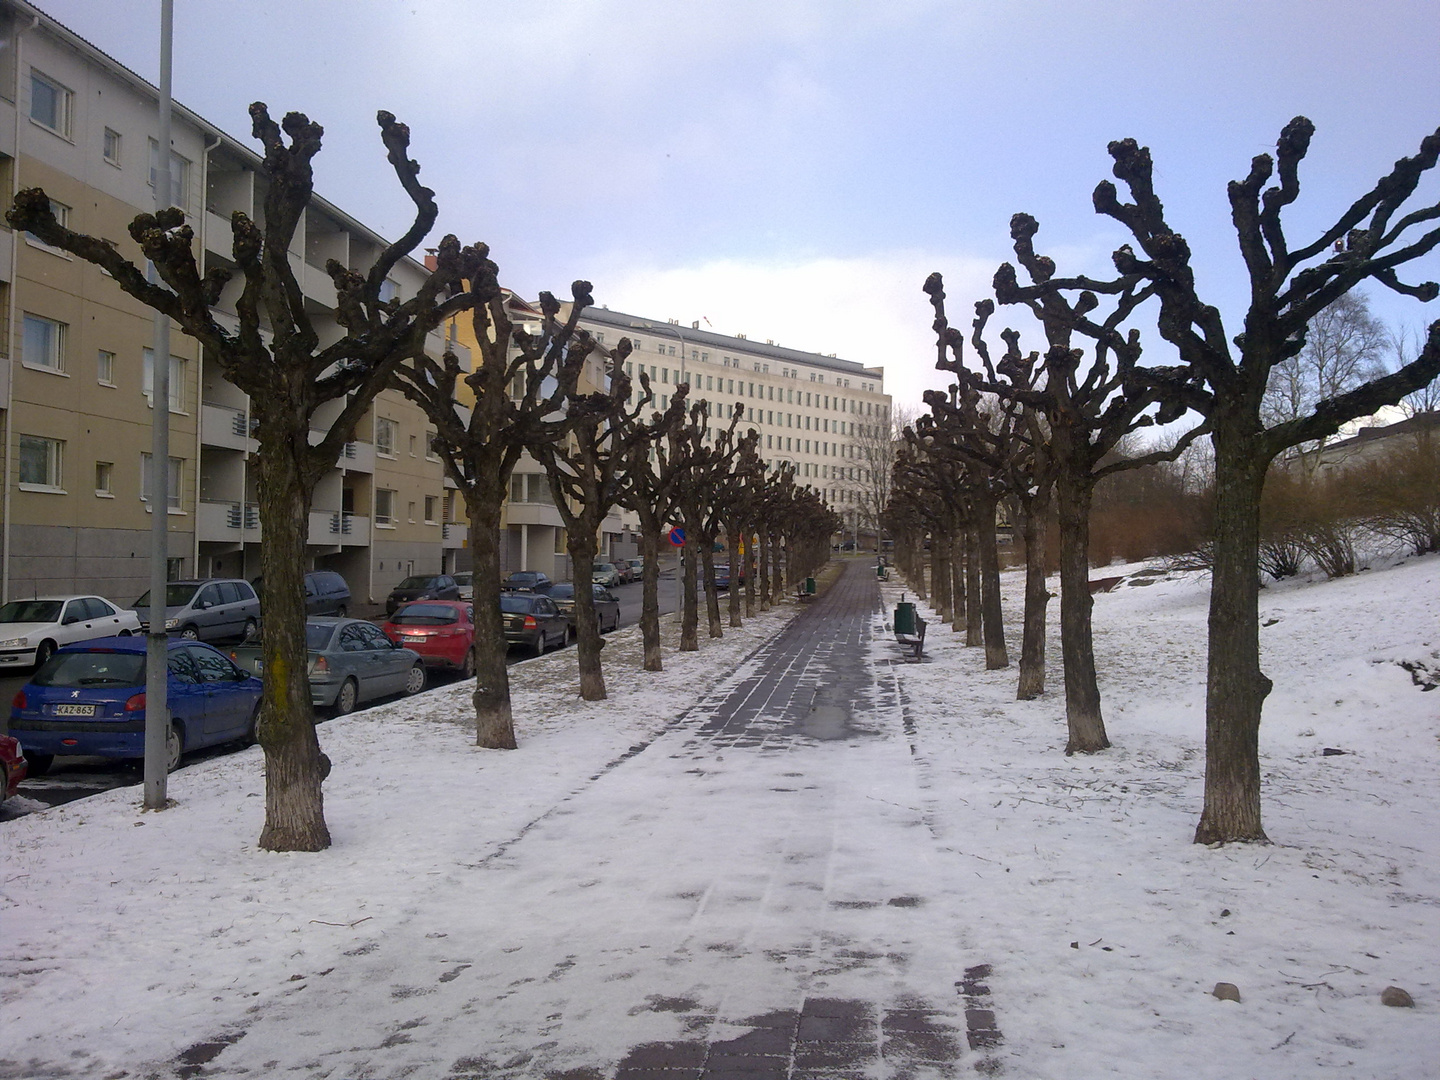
[0,0,469,605]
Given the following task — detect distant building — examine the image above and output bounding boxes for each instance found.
[1295,411,1439,477]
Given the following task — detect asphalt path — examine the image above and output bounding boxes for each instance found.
[1,574,683,822]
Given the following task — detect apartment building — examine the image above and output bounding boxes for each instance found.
[575,306,892,523]
[0,0,467,606]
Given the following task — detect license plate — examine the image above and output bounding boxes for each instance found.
[54,704,96,716]
[403,635,425,643]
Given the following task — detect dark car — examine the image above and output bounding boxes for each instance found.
[130,578,261,643]
[1,734,26,802]
[251,570,351,617]
[500,592,568,656]
[10,636,262,775]
[385,574,461,615]
[713,564,732,590]
[547,583,622,637]
[229,618,426,716]
[501,571,552,593]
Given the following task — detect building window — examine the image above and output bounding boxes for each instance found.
[376,417,397,456]
[24,198,70,254]
[425,430,441,460]
[97,349,116,386]
[379,278,399,303]
[148,138,191,209]
[407,501,416,523]
[668,346,676,356]
[661,368,669,384]
[142,348,187,412]
[95,461,113,496]
[139,453,182,510]
[424,495,438,524]
[19,435,64,490]
[408,434,417,457]
[29,70,72,137]
[103,127,122,166]
[22,314,66,373]
[375,488,396,525]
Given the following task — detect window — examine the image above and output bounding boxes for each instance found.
[19,435,63,490]
[139,453,182,510]
[425,430,440,460]
[24,198,70,254]
[142,348,186,412]
[379,278,399,303]
[95,461,113,496]
[408,434,417,457]
[97,349,115,386]
[375,488,396,525]
[29,70,72,137]
[148,138,191,209]
[424,496,438,523]
[407,501,416,523]
[22,314,66,372]
[103,127,121,166]
[376,417,397,456]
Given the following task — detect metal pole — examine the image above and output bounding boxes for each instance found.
[143,0,174,810]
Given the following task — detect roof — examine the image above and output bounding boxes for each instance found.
[1325,410,1439,450]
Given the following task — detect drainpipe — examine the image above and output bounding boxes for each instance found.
[194,132,219,574]
[1,14,40,605]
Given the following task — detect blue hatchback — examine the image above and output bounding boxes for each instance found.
[9,636,262,776]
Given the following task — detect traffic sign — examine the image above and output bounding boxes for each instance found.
[668,527,686,547]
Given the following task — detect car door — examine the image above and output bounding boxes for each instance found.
[56,598,97,649]
[81,597,133,641]
[356,622,412,693]
[192,583,227,639]
[185,644,252,741]
[165,648,210,740]
[534,597,564,644]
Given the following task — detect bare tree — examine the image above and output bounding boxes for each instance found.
[848,404,910,545]
[1095,117,1440,843]
[1391,324,1440,416]
[7,107,474,852]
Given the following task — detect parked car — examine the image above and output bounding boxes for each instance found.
[591,563,623,588]
[1,734,26,802]
[130,579,261,643]
[382,601,476,674]
[229,617,426,716]
[250,570,351,617]
[608,559,637,584]
[0,595,142,670]
[500,592,568,656]
[385,574,461,615]
[453,572,474,601]
[713,564,732,590]
[9,636,262,775]
[501,570,552,593]
[547,583,622,637]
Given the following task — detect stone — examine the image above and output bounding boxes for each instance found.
[1381,986,1415,1008]
[1212,982,1241,1003]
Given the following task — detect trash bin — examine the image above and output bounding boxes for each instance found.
[876,563,887,580]
[804,577,816,595]
[894,601,917,636]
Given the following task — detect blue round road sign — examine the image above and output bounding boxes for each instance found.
[668,527,686,546]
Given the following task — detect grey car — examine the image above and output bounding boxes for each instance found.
[229,617,426,716]
[131,579,261,643]
[548,583,622,637]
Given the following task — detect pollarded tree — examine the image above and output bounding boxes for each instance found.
[1094,118,1440,842]
[673,400,747,648]
[7,106,477,852]
[392,280,598,745]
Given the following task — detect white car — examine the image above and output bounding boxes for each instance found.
[453,572,473,601]
[0,595,143,669]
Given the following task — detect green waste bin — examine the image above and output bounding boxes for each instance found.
[805,577,816,595]
[894,601,917,636]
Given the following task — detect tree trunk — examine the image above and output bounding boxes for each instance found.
[1055,470,1108,754]
[638,521,664,671]
[950,513,965,634]
[975,492,1009,670]
[567,529,607,700]
[467,492,517,749]
[254,444,331,852]
[964,526,983,647]
[758,530,771,610]
[770,531,784,600]
[931,528,952,624]
[680,511,700,651]
[1195,425,1272,844]
[727,525,744,627]
[910,536,928,601]
[700,532,723,638]
[1016,489,1052,700]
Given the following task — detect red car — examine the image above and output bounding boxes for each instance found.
[382,601,476,676]
[2,734,27,802]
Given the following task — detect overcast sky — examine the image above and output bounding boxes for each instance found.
[34,0,1440,411]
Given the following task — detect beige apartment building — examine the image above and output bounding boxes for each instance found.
[0,0,468,607]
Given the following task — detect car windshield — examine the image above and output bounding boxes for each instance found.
[133,583,200,608]
[395,576,436,591]
[0,600,63,623]
[32,650,145,688]
[499,595,539,614]
[306,624,337,650]
[391,605,459,626]
[548,585,576,600]
[454,573,472,585]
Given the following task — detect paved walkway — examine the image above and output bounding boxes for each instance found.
[194,561,1000,1078]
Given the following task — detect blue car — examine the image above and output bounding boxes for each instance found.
[8,636,262,776]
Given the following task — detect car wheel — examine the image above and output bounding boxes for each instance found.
[117,629,132,637]
[243,704,260,746]
[405,663,427,695]
[34,640,56,668]
[532,632,546,658]
[332,678,359,717]
[165,724,183,773]
[23,751,54,778]
[242,618,258,641]
[460,648,475,679]
[334,604,347,619]
[179,625,200,641]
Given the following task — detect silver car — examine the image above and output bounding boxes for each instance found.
[229,617,426,716]
[131,578,260,643]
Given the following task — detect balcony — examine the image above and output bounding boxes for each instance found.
[504,502,565,528]
[198,499,260,543]
[442,522,468,548]
[338,439,375,474]
[201,402,255,451]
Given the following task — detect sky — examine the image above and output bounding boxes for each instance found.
[31,0,1440,412]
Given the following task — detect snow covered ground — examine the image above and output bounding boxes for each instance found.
[0,555,1436,1079]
